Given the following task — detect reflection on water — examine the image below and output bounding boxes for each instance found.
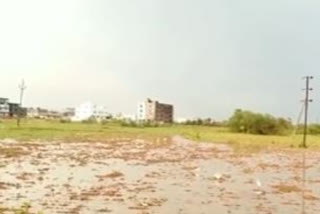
[0,136,319,214]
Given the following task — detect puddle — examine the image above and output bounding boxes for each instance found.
[0,136,319,214]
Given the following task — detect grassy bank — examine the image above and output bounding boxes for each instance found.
[0,119,319,152]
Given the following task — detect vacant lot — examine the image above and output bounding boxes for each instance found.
[0,119,319,213]
[0,136,319,214]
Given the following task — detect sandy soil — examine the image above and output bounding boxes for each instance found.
[0,136,319,214]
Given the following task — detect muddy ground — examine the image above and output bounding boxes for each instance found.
[0,136,319,214]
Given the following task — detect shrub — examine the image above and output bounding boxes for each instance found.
[308,124,320,135]
[81,116,97,124]
[182,118,219,126]
[101,119,110,125]
[228,109,292,135]
[59,118,71,123]
[121,120,138,127]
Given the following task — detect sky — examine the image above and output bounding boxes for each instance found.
[0,0,320,121]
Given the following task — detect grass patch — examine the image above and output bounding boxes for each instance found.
[0,119,319,152]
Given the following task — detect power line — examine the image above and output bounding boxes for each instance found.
[299,76,313,214]
[301,76,313,148]
[17,79,26,127]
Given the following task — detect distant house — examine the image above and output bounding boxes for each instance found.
[27,107,61,119]
[0,98,26,118]
[175,118,188,124]
[0,98,10,117]
[114,113,135,121]
[72,102,111,122]
[8,103,20,117]
[27,107,47,118]
[137,98,174,123]
[61,108,75,118]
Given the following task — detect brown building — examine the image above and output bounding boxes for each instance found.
[143,99,174,123]
[8,103,20,117]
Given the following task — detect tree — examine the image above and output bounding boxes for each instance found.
[228,109,292,135]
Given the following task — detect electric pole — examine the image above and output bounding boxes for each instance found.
[301,76,313,148]
[17,79,26,127]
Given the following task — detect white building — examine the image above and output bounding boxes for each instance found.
[175,118,188,124]
[114,113,136,121]
[72,102,110,122]
[137,102,146,121]
[136,99,174,123]
[0,98,9,117]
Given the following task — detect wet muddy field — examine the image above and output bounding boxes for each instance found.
[0,136,320,214]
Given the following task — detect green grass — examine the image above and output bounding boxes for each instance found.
[0,119,319,152]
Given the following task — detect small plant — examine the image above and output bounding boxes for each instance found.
[14,203,31,214]
[12,203,43,214]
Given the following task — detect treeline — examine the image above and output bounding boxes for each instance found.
[120,120,167,128]
[181,118,224,126]
[296,124,320,135]
[228,109,293,135]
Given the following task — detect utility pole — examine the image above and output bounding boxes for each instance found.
[17,79,26,127]
[301,76,313,148]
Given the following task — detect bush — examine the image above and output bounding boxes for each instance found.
[121,120,139,127]
[182,118,219,126]
[59,118,71,123]
[101,119,110,125]
[228,109,293,135]
[308,124,320,135]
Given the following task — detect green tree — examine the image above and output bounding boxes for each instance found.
[228,109,292,135]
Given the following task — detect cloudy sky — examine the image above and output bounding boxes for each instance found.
[1,0,319,121]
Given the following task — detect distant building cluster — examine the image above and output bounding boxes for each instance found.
[27,107,75,119]
[137,99,174,123]
[1,96,175,124]
[0,97,26,118]
[72,102,111,122]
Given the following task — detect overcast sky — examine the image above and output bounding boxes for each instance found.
[1,0,320,121]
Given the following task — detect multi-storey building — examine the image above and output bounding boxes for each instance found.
[137,99,174,123]
[137,102,146,121]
